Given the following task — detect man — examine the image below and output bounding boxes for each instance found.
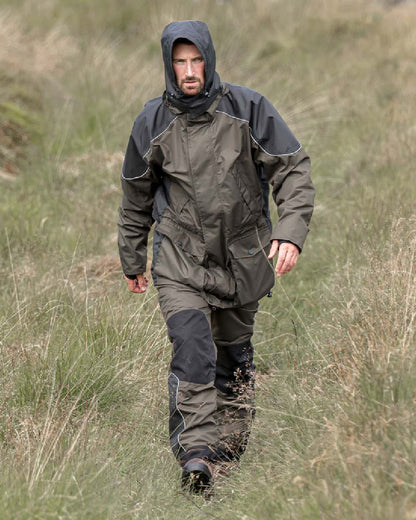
[118,20,314,493]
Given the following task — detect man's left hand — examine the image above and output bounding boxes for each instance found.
[268,240,299,277]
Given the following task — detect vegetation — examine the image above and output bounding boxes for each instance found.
[1,0,415,518]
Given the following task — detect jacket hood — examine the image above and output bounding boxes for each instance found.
[161,20,222,116]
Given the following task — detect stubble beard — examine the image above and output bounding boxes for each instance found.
[180,77,204,96]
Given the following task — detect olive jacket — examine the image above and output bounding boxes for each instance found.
[118,21,315,308]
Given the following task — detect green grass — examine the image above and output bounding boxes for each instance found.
[1,0,416,518]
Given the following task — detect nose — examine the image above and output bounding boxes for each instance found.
[185,60,194,77]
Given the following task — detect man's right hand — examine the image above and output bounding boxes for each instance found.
[124,274,149,293]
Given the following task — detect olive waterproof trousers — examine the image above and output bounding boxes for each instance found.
[157,283,258,466]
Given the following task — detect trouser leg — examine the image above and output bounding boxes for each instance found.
[158,284,219,465]
[212,302,258,461]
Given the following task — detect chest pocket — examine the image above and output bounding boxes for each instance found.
[230,163,262,220]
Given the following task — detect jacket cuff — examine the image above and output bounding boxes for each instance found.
[124,273,140,280]
[270,220,308,252]
[276,239,301,254]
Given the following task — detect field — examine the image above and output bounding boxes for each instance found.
[1,0,416,518]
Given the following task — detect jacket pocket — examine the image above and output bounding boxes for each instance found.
[153,217,235,300]
[230,164,262,220]
[228,225,275,306]
[155,215,205,263]
[230,166,253,215]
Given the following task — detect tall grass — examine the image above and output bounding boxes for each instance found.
[1,0,416,518]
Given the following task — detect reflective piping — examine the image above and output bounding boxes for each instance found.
[250,133,302,158]
[215,110,249,124]
[121,116,178,181]
[143,116,179,159]
[215,109,302,157]
[121,166,150,181]
[170,372,186,453]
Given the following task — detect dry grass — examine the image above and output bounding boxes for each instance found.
[1,0,416,518]
[296,216,416,517]
[0,11,76,77]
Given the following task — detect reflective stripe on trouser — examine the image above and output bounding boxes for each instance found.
[158,283,257,465]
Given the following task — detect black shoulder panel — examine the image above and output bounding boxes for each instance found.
[121,133,148,180]
[131,97,177,159]
[217,83,301,156]
[217,83,254,122]
[122,98,176,179]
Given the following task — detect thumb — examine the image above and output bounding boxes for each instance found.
[268,240,279,259]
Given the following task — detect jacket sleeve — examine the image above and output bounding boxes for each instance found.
[118,127,159,276]
[251,96,315,251]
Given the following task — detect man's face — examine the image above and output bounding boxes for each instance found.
[172,43,205,96]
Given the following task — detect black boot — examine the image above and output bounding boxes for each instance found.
[181,458,213,494]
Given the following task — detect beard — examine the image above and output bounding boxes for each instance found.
[180,77,204,95]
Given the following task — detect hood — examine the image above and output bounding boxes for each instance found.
[161,20,222,116]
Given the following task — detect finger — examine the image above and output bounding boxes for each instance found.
[136,276,149,293]
[275,247,288,276]
[124,275,145,293]
[131,283,142,293]
[281,256,296,275]
[268,240,279,259]
[138,280,148,292]
[277,247,299,276]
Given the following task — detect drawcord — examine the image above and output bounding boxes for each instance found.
[255,225,274,298]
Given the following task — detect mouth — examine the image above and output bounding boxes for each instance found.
[179,78,203,95]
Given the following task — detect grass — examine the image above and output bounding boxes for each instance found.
[1,0,416,518]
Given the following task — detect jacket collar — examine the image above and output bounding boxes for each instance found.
[164,84,227,122]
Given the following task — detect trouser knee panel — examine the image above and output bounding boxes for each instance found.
[167,309,216,384]
[215,342,255,396]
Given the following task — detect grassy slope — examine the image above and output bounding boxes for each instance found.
[1,0,415,518]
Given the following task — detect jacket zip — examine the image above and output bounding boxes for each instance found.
[183,117,208,265]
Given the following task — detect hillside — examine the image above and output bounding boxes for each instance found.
[1,0,415,518]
